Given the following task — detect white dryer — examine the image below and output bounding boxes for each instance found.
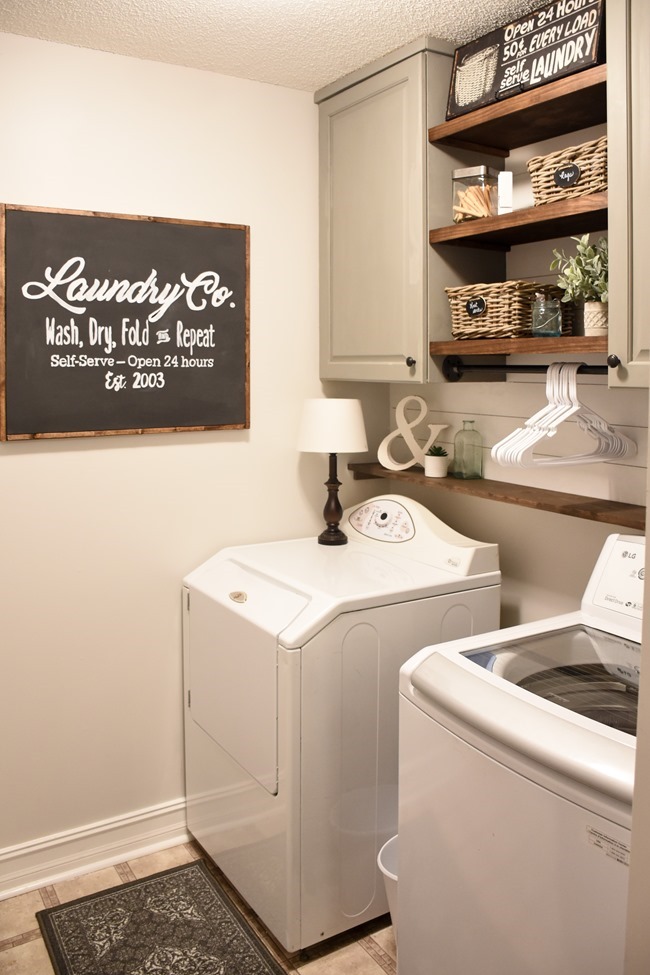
[182,495,500,951]
[398,533,644,975]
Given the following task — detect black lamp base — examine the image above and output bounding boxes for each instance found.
[317,452,347,546]
[318,524,348,546]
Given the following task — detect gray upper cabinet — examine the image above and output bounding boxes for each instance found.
[317,43,434,383]
[607,0,649,388]
[316,38,494,383]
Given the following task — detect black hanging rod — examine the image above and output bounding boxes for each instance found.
[442,355,609,383]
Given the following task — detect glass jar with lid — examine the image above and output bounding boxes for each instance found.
[452,166,499,223]
[531,291,563,336]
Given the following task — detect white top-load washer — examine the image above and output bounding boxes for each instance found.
[398,533,644,975]
[182,495,500,951]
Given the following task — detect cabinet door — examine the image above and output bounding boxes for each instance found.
[319,56,426,382]
[608,0,650,387]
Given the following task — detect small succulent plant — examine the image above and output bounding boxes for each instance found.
[426,444,448,457]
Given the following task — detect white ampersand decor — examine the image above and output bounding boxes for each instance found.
[378,396,448,471]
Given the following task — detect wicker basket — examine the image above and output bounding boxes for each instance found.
[445,281,575,339]
[527,136,607,205]
[454,45,499,108]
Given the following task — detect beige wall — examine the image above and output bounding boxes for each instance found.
[0,32,386,893]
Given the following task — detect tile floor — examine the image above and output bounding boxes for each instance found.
[0,841,397,975]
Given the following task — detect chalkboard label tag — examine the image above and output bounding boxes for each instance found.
[554,163,581,187]
[466,297,487,317]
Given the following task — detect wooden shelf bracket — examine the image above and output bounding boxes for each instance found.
[442,356,609,382]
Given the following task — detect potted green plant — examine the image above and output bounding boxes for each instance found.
[550,233,608,336]
[424,443,449,478]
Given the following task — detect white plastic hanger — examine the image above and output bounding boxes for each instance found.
[490,363,567,466]
[491,362,636,468]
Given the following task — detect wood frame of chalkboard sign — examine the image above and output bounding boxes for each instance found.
[0,204,250,440]
[446,0,605,121]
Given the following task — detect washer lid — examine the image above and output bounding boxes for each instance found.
[464,624,640,735]
[405,643,636,806]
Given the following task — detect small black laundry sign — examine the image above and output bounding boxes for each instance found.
[446,0,605,119]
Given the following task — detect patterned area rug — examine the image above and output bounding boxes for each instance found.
[37,860,287,975]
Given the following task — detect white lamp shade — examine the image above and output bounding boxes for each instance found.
[298,398,368,454]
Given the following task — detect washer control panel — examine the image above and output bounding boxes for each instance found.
[589,535,645,621]
[347,498,415,542]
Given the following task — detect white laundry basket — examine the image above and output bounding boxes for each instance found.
[378,835,398,943]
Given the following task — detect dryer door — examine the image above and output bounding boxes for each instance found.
[187,561,307,795]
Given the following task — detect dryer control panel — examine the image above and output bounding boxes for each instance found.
[348,498,415,542]
[341,495,499,577]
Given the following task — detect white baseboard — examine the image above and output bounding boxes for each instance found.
[0,797,190,900]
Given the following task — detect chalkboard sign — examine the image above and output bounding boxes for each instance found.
[446,0,605,120]
[0,205,250,440]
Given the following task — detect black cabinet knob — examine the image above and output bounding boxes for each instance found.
[607,354,621,368]
[405,356,416,367]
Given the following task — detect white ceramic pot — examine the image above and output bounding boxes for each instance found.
[424,455,449,478]
[583,300,608,336]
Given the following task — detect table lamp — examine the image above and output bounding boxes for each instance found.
[298,398,368,545]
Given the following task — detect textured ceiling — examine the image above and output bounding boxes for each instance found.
[0,0,541,92]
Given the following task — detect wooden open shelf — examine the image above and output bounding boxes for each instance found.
[428,64,607,157]
[430,336,608,357]
[414,66,627,525]
[429,193,607,250]
[428,69,609,346]
[349,462,645,532]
